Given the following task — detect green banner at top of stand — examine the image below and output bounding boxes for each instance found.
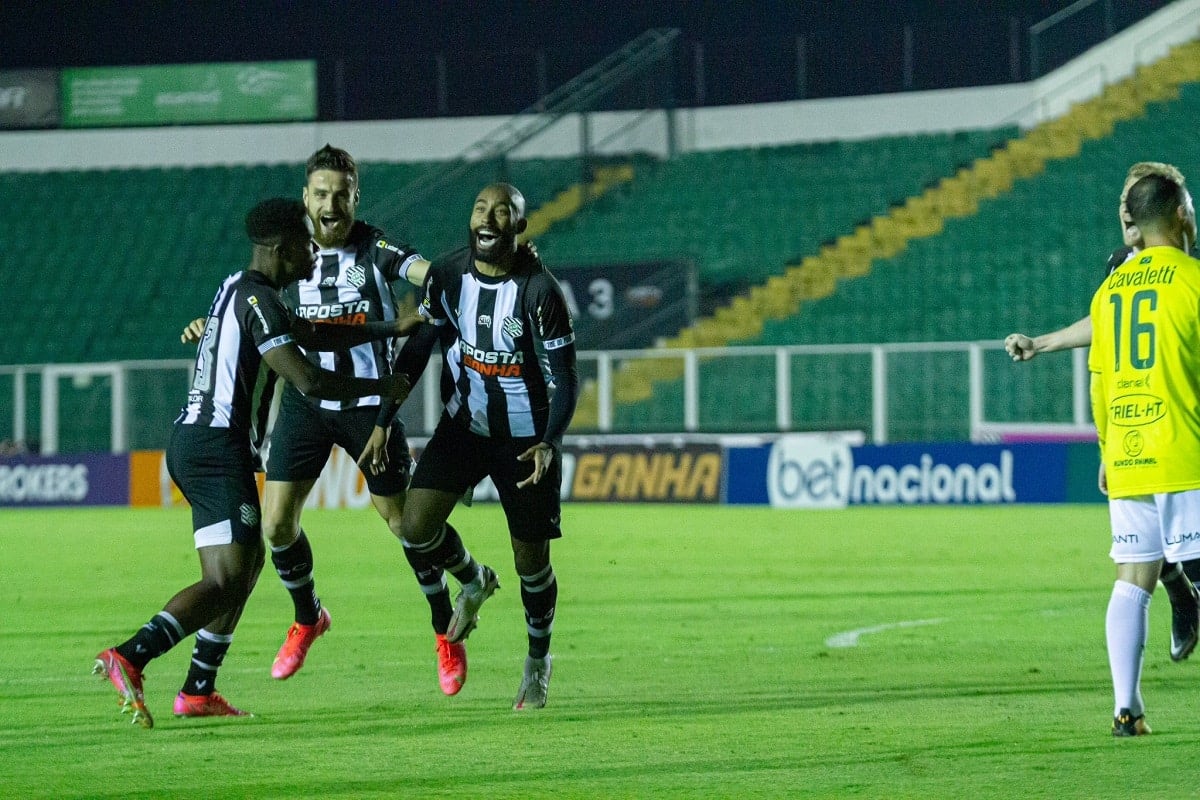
[61,60,315,127]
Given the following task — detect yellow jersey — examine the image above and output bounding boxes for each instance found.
[1089,245,1200,497]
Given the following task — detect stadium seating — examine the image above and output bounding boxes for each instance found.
[590,41,1200,439]
[8,40,1200,447]
[0,157,590,450]
[532,131,1014,290]
[0,159,584,367]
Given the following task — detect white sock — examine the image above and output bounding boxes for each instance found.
[1106,580,1151,717]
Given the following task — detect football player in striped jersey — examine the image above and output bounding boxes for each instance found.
[96,198,413,727]
[373,183,579,709]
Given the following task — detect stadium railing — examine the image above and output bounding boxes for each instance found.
[0,341,1093,455]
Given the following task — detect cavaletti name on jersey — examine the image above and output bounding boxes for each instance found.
[460,340,524,377]
[295,300,372,325]
[1107,263,1176,289]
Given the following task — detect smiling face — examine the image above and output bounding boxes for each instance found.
[469,184,526,266]
[303,169,359,248]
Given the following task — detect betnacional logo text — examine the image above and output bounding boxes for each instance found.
[767,436,1018,508]
[768,436,853,509]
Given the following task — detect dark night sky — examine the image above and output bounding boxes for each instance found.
[0,1,1175,117]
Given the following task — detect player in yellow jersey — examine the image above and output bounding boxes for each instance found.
[1089,171,1200,736]
[1006,162,1200,662]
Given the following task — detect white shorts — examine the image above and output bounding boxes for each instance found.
[1109,490,1200,563]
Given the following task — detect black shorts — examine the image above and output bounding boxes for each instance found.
[266,386,412,496]
[167,424,262,547]
[410,415,562,542]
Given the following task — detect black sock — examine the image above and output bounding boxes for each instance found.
[181,629,232,696]
[1161,561,1196,606]
[402,541,454,634]
[404,523,480,588]
[1182,559,1200,587]
[271,531,322,626]
[116,611,185,669]
[519,565,557,659]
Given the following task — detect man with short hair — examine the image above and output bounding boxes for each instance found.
[259,145,441,685]
[186,145,458,688]
[1005,161,1200,661]
[370,182,579,709]
[1090,171,1200,736]
[95,198,413,728]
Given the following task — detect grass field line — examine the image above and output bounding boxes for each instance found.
[824,617,948,648]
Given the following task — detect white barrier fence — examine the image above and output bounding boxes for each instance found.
[0,340,1094,455]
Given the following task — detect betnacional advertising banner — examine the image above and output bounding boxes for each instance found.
[724,434,1103,507]
[0,437,1103,509]
[61,61,316,127]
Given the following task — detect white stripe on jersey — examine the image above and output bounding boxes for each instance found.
[499,373,534,435]
[372,266,396,322]
[210,284,244,428]
[481,279,533,433]
[488,281,518,350]
[372,261,398,368]
[444,352,466,425]
[451,272,548,438]
[295,245,392,410]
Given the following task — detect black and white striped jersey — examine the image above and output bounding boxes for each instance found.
[281,221,423,411]
[419,247,575,439]
[176,270,294,439]
[1105,246,1136,277]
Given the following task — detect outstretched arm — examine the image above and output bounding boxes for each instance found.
[403,258,431,287]
[374,320,441,426]
[186,313,423,350]
[263,342,409,403]
[291,312,424,352]
[1004,315,1092,361]
[359,322,442,475]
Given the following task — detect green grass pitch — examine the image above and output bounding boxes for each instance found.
[3,503,1200,799]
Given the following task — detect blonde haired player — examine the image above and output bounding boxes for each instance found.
[1004,162,1200,662]
[1089,171,1200,736]
[1006,161,1186,358]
